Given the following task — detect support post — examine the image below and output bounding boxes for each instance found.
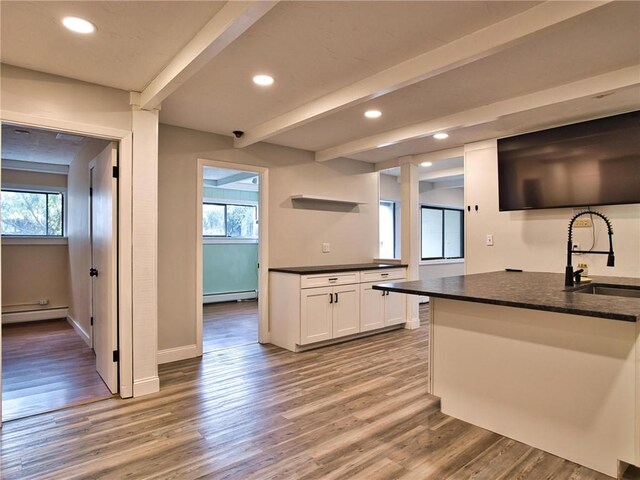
[400,158,420,329]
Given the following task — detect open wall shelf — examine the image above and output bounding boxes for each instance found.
[290,194,367,206]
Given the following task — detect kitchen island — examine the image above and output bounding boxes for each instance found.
[374,271,640,478]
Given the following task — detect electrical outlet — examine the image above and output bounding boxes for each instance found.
[322,242,330,253]
[486,234,494,246]
[38,299,49,305]
[574,218,592,228]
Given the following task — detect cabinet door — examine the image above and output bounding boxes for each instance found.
[384,292,406,326]
[332,285,360,338]
[360,283,385,331]
[300,287,333,345]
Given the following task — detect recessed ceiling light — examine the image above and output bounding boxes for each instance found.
[421,161,433,167]
[433,132,449,140]
[364,110,382,119]
[62,16,96,34]
[253,74,274,86]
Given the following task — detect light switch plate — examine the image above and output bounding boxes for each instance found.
[322,242,330,253]
[486,234,494,246]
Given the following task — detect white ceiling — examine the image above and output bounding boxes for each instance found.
[1,124,86,165]
[1,1,638,167]
[0,1,226,91]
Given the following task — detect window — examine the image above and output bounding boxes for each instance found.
[1,189,64,236]
[203,202,258,238]
[379,201,395,258]
[421,206,463,260]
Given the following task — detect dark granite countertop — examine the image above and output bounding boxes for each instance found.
[270,263,406,274]
[373,271,640,322]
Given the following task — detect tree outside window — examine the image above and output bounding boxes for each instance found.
[1,190,63,236]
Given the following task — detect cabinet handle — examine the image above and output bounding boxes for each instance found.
[467,205,471,212]
[335,293,339,303]
[475,204,479,212]
[387,291,390,296]
[381,291,385,297]
[329,293,333,304]
[328,277,338,282]
[381,273,389,277]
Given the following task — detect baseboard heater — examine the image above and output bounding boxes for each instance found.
[2,307,69,324]
[203,290,257,304]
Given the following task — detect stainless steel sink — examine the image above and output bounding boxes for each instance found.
[570,283,640,299]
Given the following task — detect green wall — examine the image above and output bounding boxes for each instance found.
[203,242,258,295]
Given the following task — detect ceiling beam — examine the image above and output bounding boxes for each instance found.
[315,65,640,162]
[214,171,257,186]
[420,167,464,182]
[234,0,611,148]
[374,147,463,171]
[139,1,278,110]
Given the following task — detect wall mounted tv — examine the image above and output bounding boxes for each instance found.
[497,110,640,211]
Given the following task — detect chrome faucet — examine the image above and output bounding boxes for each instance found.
[565,210,615,287]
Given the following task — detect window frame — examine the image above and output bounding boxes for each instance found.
[1,187,66,238]
[202,200,258,239]
[379,200,396,259]
[420,205,464,261]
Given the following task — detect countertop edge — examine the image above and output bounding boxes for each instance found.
[372,284,639,323]
[270,264,407,274]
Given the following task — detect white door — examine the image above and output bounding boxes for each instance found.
[385,292,406,326]
[360,283,385,332]
[300,287,333,345]
[91,143,118,393]
[333,284,360,338]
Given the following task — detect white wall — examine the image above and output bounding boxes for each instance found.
[464,141,640,278]
[158,124,379,351]
[420,186,464,208]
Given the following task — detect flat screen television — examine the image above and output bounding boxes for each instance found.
[497,110,640,211]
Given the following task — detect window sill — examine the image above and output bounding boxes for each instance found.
[420,258,465,266]
[203,237,258,245]
[1,236,68,246]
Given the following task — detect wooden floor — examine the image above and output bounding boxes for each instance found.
[0,305,619,479]
[1,319,112,421]
[203,300,258,353]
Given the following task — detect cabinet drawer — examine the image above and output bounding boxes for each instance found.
[301,272,360,288]
[360,268,406,283]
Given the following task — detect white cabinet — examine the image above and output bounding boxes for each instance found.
[269,266,407,352]
[360,283,406,332]
[332,284,360,338]
[300,284,360,344]
[300,286,333,344]
[360,283,385,331]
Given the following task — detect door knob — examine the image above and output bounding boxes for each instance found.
[89,268,99,277]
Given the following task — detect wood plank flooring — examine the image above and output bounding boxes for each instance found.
[1,319,112,421]
[0,305,616,479]
[203,300,258,352]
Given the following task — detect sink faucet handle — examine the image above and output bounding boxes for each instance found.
[573,268,584,283]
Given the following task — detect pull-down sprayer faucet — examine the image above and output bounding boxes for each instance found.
[565,210,615,287]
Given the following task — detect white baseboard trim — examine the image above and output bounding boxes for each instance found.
[203,291,257,304]
[2,308,68,324]
[67,315,91,347]
[157,344,198,365]
[405,317,421,330]
[133,376,160,397]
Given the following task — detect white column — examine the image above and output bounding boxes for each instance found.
[400,158,420,329]
[131,106,160,396]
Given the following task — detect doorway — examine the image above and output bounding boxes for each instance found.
[0,125,119,420]
[196,159,269,355]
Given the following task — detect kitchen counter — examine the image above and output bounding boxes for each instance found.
[373,271,640,322]
[373,270,640,476]
[270,263,406,275]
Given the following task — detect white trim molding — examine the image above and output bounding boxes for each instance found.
[133,376,161,397]
[2,236,68,246]
[2,308,68,324]
[157,344,198,365]
[67,315,91,347]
